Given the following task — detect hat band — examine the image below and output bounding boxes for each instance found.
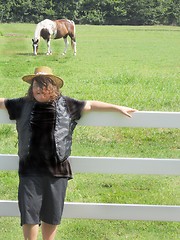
[36,72,51,75]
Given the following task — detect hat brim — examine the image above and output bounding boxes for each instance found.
[22,74,64,88]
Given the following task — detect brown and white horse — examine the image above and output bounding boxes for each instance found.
[32,19,76,56]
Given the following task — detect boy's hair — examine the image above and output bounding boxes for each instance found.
[27,75,61,101]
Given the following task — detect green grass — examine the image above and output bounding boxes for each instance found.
[0,24,180,239]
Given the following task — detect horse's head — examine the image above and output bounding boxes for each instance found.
[32,39,39,55]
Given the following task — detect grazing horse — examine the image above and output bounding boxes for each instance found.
[32,19,76,56]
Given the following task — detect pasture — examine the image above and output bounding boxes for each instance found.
[0,23,180,239]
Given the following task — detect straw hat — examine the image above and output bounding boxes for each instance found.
[22,66,64,88]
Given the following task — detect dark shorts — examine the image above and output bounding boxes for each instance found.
[18,175,68,226]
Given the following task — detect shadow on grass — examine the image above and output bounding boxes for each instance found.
[16,52,46,56]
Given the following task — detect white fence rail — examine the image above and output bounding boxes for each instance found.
[0,110,180,222]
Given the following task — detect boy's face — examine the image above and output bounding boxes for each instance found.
[32,80,51,102]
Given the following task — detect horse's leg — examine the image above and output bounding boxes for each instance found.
[32,39,38,55]
[62,37,69,55]
[46,39,52,55]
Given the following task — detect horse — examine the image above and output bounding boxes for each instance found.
[32,19,76,56]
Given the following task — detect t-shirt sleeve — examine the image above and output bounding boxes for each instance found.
[64,96,86,121]
[4,98,24,120]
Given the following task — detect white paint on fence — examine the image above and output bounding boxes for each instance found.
[0,201,180,222]
[80,111,180,128]
[64,202,180,221]
[1,154,180,175]
[1,109,180,128]
[0,109,179,222]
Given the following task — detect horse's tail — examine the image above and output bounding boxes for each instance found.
[71,20,75,33]
[70,21,76,55]
[70,20,76,46]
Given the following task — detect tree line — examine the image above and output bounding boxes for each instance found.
[1,0,180,26]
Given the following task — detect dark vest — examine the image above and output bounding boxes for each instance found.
[54,96,77,162]
[17,96,76,164]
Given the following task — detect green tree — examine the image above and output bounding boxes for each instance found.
[101,0,127,25]
[0,0,180,25]
[28,0,54,23]
[1,0,16,22]
[164,0,180,25]
[74,0,105,24]
[52,0,77,20]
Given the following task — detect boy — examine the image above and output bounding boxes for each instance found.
[0,66,136,240]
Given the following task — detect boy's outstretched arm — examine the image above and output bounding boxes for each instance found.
[83,100,137,118]
[0,98,6,109]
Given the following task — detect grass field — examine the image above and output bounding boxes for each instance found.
[0,23,180,239]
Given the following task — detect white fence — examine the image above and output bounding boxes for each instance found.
[0,110,180,222]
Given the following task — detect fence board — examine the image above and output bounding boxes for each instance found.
[0,201,179,222]
[1,110,180,128]
[0,154,180,175]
